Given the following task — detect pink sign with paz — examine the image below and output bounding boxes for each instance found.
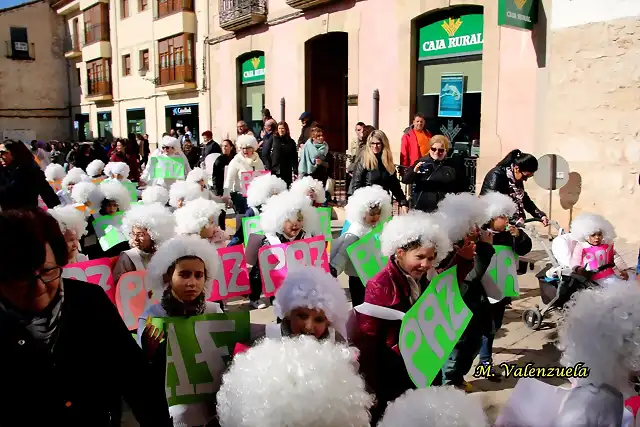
[115,270,160,330]
[240,170,270,196]
[258,235,330,297]
[62,257,115,303]
[209,245,251,301]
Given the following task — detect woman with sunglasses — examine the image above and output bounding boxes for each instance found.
[480,149,548,227]
[0,208,171,427]
[402,134,457,213]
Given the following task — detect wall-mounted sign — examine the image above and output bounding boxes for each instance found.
[347,94,358,106]
[241,55,265,85]
[498,0,538,30]
[438,74,464,118]
[418,13,484,60]
[173,106,192,116]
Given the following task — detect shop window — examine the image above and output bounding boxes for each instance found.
[123,54,131,75]
[157,33,194,86]
[238,52,265,137]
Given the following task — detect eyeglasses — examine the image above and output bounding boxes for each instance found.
[430,147,446,154]
[370,142,383,147]
[35,267,62,284]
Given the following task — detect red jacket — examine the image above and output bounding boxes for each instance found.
[400,129,432,167]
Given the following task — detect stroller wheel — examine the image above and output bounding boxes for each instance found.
[523,308,543,330]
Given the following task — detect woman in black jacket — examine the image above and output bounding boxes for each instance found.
[0,208,171,427]
[211,139,236,196]
[402,135,457,213]
[0,139,60,211]
[264,121,298,187]
[480,149,549,226]
[348,129,408,212]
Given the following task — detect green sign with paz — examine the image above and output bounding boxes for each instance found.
[346,219,390,285]
[418,13,484,60]
[399,267,472,388]
[92,212,127,251]
[241,55,265,85]
[241,207,332,246]
[149,156,186,180]
[481,245,520,303]
[498,0,538,30]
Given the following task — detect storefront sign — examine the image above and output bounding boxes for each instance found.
[241,55,265,85]
[438,74,464,118]
[172,106,192,116]
[498,0,538,30]
[418,13,484,60]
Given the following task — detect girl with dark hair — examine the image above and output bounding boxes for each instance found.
[480,149,549,226]
[265,121,298,186]
[0,139,60,210]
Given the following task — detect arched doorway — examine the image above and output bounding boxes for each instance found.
[305,32,348,153]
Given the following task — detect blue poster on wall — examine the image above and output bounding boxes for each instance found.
[438,74,464,118]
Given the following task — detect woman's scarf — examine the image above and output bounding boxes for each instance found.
[0,281,65,350]
[161,287,206,317]
[298,139,328,176]
[506,165,526,220]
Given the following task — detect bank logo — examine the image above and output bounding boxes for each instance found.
[441,17,462,37]
[514,0,527,9]
[251,57,260,69]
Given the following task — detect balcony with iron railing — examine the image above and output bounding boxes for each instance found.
[63,34,82,58]
[219,0,267,32]
[85,72,112,101]
[155,57,196,92]
[286,0,336,10]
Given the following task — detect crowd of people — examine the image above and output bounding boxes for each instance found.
[0,112,638,427]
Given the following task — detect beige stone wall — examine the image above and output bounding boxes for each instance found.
[0,1,71,140]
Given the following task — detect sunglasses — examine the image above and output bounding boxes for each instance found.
[430,147,445,154]
[161,146,172,150]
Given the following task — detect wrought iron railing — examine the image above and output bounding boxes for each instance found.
[219,0,267,26]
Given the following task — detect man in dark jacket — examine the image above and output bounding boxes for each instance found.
[260,119,276,163]
[200,130,221,167]
[297,112,313,147]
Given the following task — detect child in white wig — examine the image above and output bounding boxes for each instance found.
[217,336,373,427]
[186,167,225,202]
[378,386,488,427]
[137,235,223,427]
[44,163,65,190]
[350,210,450,424]
[50,205,89,263]
[330,184,392,306]
[86,159,106,180]
[141,135,192,189]
[70,181,103,214]
[104,161,131,183]
[168,180,202,210]
[223,134,264,215]
[290,175,327,207]
[141,185,170,206]
[113,203,175,285]
[58,167,90,206]
[98,180,131,216]
[247,189,321,309]
[174,197,227,247]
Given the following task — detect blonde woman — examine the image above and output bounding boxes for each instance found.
[348,129,408,213]
[402,134,457,213]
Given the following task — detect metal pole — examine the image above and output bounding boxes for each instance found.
[372,89,380,129]
[280,97,286,122]
[548,154,557,238]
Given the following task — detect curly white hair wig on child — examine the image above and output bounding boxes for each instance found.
[141,185,170,206]
[345,185,392,225]
[186,167,208,184]
[260,190,321,237]
[86,159,105,178]
[380,211,451,263]
[175,198,224,236]
[290,176,327,203]
[49,205,88,237]
[161,135,181,150]
[121,203,175,246]
[99,180,131,211]
[44,163,66,182]
[104,162,130,180]
[558,285,640,394]
[435,193,489,242]
[217,336,373,427]
[61,168,90,191]
[274,265,350,338]
[146,235,221,299]
[570,212,617,242]
[235,134,258,150]
[71,181,104,207]
[169,181,202,208]
[246,174,287,208]
[481,191,517,221]
[378,387,488,427]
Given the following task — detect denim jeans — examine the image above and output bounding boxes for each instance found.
[478,299,508,364]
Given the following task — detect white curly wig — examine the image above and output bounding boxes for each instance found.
[141,185,170,206]
[290,176,327,204]
[217,336,373,427]
[435,192,489,242]
[49,205,88,237]
[246,174,287,208]
[61,167,90,192]
[45,163,65,182]
[86,159,105,178]
[378,387,488,427]
[558,285,640,394]
[104,161,130,180]
[121,203,175,246]
[570,212,617,242]
[169,181,203,208]
[480,191,517,221]
[161,135,181,150]
[71,181,104,207]
[236,134,258,150]
[99,180,131,211]
[380,211,451,263]
[175,198,224,236]
[260,190,321,237]
[345,185,392,225]
[186,167,208,184]
[146,235,221,299]
[274,265,350,338]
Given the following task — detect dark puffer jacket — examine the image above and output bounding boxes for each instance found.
[480,165,546,221]
[348,154,408,206]
[402,155,457,213]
